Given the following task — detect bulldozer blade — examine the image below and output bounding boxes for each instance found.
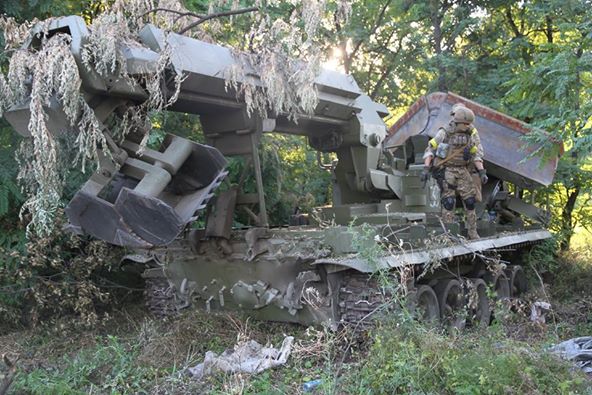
[386,92,562,188]
[66,191,153,249]
[117,170,227,246]
[65,138,228,248]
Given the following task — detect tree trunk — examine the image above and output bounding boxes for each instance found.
[560,186,580,251]
[545,15,553,43]
[560,45,585,251]
[341,39,350,74]
[505,6,531,64]
[431,10,447,91]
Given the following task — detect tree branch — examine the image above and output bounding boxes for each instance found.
[178,7,259,35]
[443,11,472,52]
[370,63,395,99]
[350,0,393,62]
[141,8,205,20]
[545,15,554,43]
[369,34,405,99]
[505,7,522,38]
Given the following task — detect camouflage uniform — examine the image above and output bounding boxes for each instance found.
[423,121,484,238]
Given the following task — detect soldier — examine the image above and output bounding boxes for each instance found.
[420,104,487,239]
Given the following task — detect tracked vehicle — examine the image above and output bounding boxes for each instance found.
[4,17,561,328]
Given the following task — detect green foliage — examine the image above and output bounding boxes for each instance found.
[259,135,332,224]
[525,235,562,278]
[499,1,592,249]
[0,216,125,329]
[0,122,23,221]
[0,0,84,20]
[551,248,592,302]
[0,121,28,322]
[13,335,156,394]
[349,222,383,268]
[0,176,21,217]
[224,134,332,226]
[327,0,592,249]
[341,321,587,394]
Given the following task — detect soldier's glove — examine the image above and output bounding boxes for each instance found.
[478,169,488,184]
[420,166,430,186]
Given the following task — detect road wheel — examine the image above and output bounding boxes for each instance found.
[408,285,440,323]
[466,278,491,328]
[434,279,466,330]
[483,271,510,299]
[506,265,527,297]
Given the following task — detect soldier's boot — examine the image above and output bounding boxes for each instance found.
[466,209,479,239]
[442,208,455,223]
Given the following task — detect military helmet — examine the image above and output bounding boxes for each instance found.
[450,102,466,116]
[453,106,475,124]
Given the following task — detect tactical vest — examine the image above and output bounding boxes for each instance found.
[434,125,474,167]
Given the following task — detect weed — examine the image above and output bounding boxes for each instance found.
[3,249,592,395]
[550,248,592,301]
[348,222,384,270]
[339,319,588,394]
[12,335,156,394]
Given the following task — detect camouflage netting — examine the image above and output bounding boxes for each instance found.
[0,0,351,237]
[0,2,187,236]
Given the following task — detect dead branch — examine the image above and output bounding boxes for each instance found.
[140,8,204,20]
[177,7,259,35]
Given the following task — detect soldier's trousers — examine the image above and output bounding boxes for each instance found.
[440,166,479,238]
[441,166,476,202]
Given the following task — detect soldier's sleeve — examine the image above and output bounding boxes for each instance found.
[423,128,446,160]
[469,127,484,162]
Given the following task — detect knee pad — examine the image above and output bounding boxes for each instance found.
[441,196,455,210]
[464,197,476,210]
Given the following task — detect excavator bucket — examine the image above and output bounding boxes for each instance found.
[66,134,227,248]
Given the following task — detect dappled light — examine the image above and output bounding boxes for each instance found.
[0,0,591,394]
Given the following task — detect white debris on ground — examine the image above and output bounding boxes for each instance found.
[529,301,551,324]
[550,337,592,373]
[188,336,294,379]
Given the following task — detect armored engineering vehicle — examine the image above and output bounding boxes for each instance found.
[4,16,561,328]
